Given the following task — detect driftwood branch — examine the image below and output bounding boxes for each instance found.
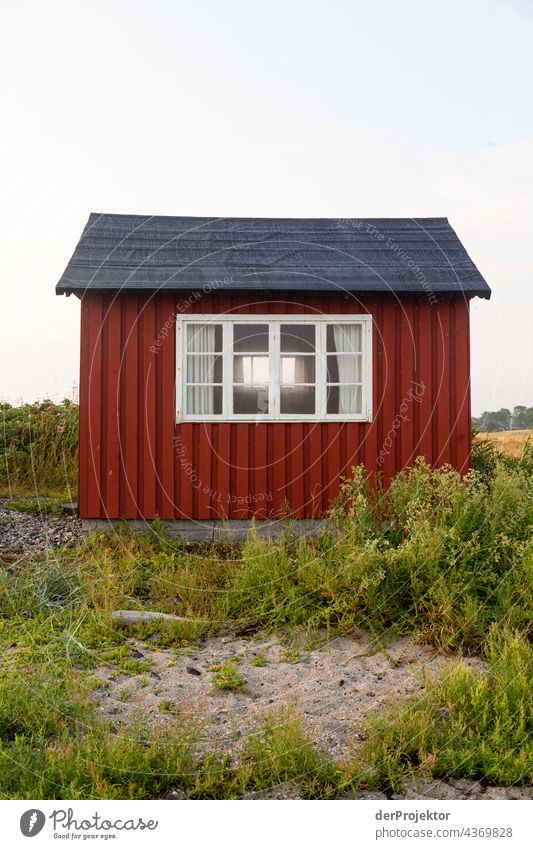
[111,610,193,625]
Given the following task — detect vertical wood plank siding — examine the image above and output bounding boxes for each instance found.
[78,292,472,519]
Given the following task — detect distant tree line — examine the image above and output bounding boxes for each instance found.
[472,405,533,432]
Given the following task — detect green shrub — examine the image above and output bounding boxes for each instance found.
[2,455,530,656]
[208,458,531,652]
[0,400,78,495]
[471,431,499,481]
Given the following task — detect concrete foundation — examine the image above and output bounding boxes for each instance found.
[81,518,331,544]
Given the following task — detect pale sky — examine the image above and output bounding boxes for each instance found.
[1,0,531,415]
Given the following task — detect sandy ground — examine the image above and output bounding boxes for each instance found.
[90,630,533,799]
[91,630,484,762]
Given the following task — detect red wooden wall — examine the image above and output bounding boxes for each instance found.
[78,291,472,520]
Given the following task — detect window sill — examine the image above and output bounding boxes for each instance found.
[176,415,373,424]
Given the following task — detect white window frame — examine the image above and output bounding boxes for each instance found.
[176,314,373,422]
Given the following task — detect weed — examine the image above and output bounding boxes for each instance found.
[0,635,529,799]
[278,647,302,664]
[158,700,180,715]
[0,667,88,744]
[237,709,345,798]
[251,654,268,667]
[471,431,499,482]
[210,660,248,693]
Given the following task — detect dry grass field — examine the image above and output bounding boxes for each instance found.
[475,429,533,458]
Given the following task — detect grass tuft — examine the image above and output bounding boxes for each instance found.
[209,659,248,693]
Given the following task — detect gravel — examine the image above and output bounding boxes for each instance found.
[0,503,83,552]
[391,778,533,801]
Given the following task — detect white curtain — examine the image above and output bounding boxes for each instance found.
[333,324,361,413]
[294,355,315,384]
[188,324,216,414]
[233,356,244,384]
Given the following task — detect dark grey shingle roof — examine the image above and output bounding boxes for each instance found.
[55,214,491,298]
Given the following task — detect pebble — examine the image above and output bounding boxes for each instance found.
[165,789,186,800]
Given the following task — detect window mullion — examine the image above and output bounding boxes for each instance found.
[223,322,231,419]
[271,322,279,420]
[317,322,326,418]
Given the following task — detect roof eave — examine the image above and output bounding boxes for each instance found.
[55,284,492,299]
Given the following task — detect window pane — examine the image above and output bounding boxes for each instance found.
[326,324,362,353]
[186,354,222,384]
[281,355,315,384]
[280,324,315,353]
[327,354,361,384]
[327,385,362,415]
[233,385,269,415]
[187,386,222,415]
[233,324,269,353]
[280,386,315,414]
[187,324,222,352]
[233,355,269,385]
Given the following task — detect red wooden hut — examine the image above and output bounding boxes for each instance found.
[56,214,491,539]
